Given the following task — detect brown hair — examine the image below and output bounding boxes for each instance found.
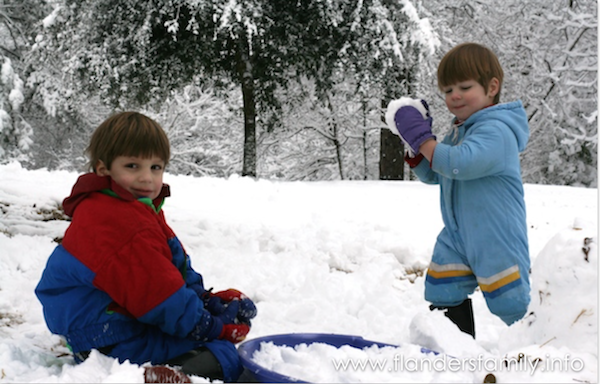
[86,111,170,172]
[437,43,504,104]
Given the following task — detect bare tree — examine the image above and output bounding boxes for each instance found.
[420,0,597,187]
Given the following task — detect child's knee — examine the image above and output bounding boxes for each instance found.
[204,340,243,382]
[485,291,530,325]
[424,275,478,307]
[171,347,224,381]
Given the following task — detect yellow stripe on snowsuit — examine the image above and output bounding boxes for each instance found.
[477,265,521,298]
[426,262,473,280]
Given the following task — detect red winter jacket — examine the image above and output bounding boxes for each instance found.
[35,173,213,355]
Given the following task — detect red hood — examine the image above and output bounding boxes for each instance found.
[62,173,170,217]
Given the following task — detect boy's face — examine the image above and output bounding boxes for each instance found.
[442,78,499,122]
[96,155,165,200]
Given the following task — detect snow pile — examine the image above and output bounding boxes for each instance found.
[500,217,598,355]
[0,162,596,383]
[245,215,598,383]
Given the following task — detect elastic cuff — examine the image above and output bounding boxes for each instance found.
[404,152,425,168]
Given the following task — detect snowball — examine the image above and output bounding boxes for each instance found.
[384,97,429,136]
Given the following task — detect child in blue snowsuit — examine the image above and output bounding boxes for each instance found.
[35,112,257,381]
[387,43,531,337]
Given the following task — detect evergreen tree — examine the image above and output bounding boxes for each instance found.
[256,0,439,180]
[35,0,354,177]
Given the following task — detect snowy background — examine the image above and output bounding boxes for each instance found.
[0,162,597,383]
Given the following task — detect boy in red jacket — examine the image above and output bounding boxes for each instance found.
[35,112,256,382]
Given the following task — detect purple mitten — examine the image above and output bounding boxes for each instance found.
[385,98,435,156]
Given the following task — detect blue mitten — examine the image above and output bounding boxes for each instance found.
[212,289,257,324]
[213,301,250,344]
[385,97,435,156]
[237,298,257,324]
[205,296,227,315]
[189,284,228,316]
[216,300,240,324]
[187,300,240,342]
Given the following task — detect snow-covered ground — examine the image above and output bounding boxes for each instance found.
[0,161,596,383]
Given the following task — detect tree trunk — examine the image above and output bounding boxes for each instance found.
[379,99,405,180]
[362,100,369,180]
[240,77,257,178]
[236,33,257,178]
[326,95,344,180]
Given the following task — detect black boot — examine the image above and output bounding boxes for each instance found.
[166,347,224,381]
[430,298,475,338]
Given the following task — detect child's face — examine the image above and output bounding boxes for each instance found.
[442,78,498,122]
[96,155,165,200]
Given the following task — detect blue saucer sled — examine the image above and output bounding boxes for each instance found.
[237,333,437,383]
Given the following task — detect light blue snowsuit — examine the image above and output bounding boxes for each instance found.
[412,100,531,325]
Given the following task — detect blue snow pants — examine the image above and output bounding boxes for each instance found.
[103,327,242,382]
[424,227,531,325]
